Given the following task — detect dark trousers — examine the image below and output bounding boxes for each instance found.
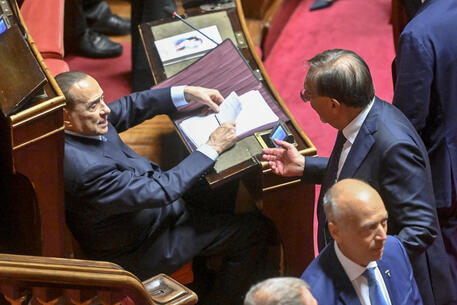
[64,0,88,46]
[131,0,176,92]
[64,0,112,47]
[106,180,278,305]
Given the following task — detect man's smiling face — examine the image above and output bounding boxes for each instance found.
[64,75,111,135]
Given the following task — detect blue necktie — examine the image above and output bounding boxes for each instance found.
[363,267,389,305]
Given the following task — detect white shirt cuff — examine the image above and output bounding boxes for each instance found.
[171,86,188,109]
[197,144,219,161]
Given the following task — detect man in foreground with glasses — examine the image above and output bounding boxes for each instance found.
[262,49,456,305]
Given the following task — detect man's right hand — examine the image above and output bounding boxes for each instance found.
[262,139,305,177]
[206,122,236,154]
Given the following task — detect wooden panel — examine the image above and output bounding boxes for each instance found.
[0,0,70,259]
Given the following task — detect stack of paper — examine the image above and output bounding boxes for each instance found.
[178,90,279,148]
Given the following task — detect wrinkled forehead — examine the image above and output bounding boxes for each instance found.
[69,76,104,105]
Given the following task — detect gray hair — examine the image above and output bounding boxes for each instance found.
[55,71,89,109]
[323,186,341,223]
[244,277,313,305]
[306,49,374,108]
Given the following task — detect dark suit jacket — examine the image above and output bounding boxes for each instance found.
[64,88,214,264]
[392,0,457,209]
[301,236,423,305]
[303,98,455,305]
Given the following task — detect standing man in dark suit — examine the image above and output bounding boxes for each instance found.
[262,49,456,305]
[392,0,457,287]
[56,71,276,305]
[302,179,423,305]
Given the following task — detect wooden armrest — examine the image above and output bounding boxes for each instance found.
[0,254,196,305]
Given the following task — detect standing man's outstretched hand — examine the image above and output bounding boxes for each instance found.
[262,140,305,177]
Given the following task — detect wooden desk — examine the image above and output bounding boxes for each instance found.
[122,0,317,276]
[0,1,70,258]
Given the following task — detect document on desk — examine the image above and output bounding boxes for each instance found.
[179,90,279,148]
[154,25,222,66]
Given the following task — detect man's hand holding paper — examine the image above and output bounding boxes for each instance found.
[206,121,237,154]
[179,90,279,149]
[183,86,224,113]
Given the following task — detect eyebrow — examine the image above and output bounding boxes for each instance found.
[87,94,104,108]
[362,214,388,229]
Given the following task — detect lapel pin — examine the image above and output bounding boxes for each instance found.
[385,270,391,278]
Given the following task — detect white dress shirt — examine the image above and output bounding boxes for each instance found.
[336,98,375,179]
[65,86,219,161]
[334,242,392,305]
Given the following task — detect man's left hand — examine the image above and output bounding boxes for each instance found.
[184,86,224,113]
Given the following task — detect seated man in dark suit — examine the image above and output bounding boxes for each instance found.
[302,178,423,305]
[56,71,276,305]
[244,277,317,305]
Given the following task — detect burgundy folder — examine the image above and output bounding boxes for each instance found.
[153,39,288,148]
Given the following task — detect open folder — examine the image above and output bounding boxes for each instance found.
[179,90,279,148]
[152,39,288,184]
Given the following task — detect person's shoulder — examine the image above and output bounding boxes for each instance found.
[402,0,456,36]
[370,99,422,145]
[301,244,335,284]
[383,236,409,262]
[385,235,403,249]
[301,246,341,303]
[64,135,106,176]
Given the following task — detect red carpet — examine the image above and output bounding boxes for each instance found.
[65,43,132,103]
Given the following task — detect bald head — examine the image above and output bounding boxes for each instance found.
[324,179,385,223]
[324,179,388,266]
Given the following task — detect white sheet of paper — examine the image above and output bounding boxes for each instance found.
[236,90,278,136]
[154,25,222,63]
[179,113,220,148]
[178,90,278,148]
[215,91,242,123]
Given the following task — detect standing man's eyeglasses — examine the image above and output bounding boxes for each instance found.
[300,88,310,102]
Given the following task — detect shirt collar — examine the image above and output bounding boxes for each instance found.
[65,130,104,141]
[334,241,378,281]
[342,98,375,144]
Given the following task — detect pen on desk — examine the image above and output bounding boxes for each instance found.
[214,114,221,126]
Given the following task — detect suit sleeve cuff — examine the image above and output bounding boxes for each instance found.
[171,86,188,109]
[197,144,219,161]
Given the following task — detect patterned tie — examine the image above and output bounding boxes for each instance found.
[363,267,389,305]
[317,131,347,249]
